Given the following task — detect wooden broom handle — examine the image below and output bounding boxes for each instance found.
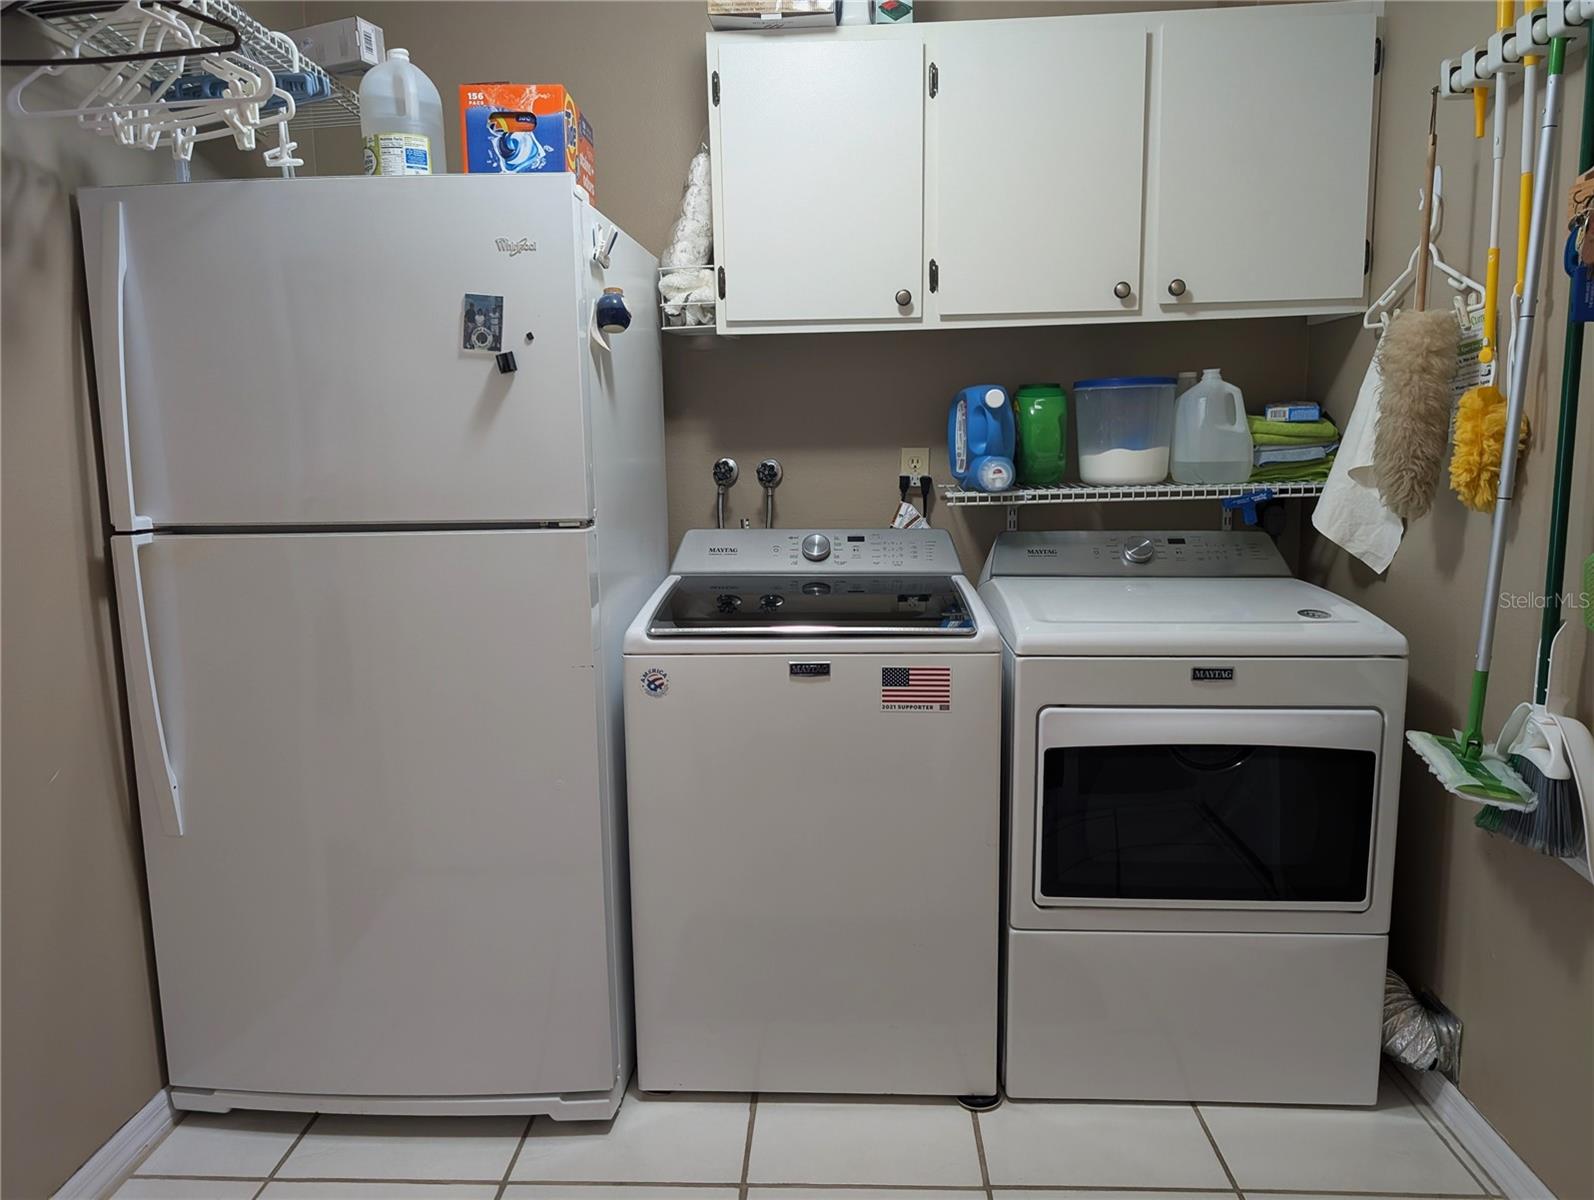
[1415,89,1439,312]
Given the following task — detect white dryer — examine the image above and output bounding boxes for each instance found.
[979,530,1408,1106]
[624,528,1001,1099]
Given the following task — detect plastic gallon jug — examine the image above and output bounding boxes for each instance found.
[360,49,445,176]
[1072,377,1177,484]
[1014,383,1068,486]
[1171,368,1253,484]
[948,384,1016,492]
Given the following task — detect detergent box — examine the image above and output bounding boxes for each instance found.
[459,83,595,203]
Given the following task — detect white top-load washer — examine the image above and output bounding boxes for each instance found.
[979,531,1408,1106]
[624,528,1001,1098]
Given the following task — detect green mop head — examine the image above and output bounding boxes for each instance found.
[1407,730,1535,807]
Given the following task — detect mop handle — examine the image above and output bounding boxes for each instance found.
[1474,40,1566,689]
[1536,55,1594,703]
[1482,70,1509,362]
[1415,89,1439,309]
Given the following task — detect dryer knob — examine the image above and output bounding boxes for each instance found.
[1122,538,1156,565]
[802,533,831,562]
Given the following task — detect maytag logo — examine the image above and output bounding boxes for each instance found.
[707,546,738,555]
[494,237,537,256]
[1192,667,1235,682]
[1026,547,1059,556]
[789,662,831,677]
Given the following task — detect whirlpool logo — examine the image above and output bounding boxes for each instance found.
[494,237,537,256]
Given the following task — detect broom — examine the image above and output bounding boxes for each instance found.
[1407,42,1571,809]
[1375,89,1462,520]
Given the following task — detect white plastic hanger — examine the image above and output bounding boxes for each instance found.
[1364,167,1486,332]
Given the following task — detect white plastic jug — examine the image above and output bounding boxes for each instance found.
[1171,368,1253,484]
[360,48,445,176]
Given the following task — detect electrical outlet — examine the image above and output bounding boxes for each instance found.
[900,447,930,477]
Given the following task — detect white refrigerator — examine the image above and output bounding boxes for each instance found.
[79,175,666,1119]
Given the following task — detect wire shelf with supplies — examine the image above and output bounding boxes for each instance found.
[6,0,361,173]
[940,480,1327,506]
[658,264,717,333]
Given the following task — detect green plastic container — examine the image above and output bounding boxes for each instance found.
[1014,383,1068,486]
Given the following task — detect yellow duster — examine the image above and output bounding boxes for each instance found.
[1450,386,1529,511]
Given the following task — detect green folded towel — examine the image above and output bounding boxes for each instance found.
[1249,454,1335,484]
[1247,415,1339,445]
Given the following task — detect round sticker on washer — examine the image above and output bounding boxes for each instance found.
[1298,608,1332,620]
[640,667,670,697]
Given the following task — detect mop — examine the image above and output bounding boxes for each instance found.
[1374,89,1461,521]
[1407,37,1571,808]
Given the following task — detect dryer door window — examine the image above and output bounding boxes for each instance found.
[1034,707,1382,910]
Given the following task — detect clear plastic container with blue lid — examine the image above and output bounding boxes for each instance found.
[1071,376,1178,485]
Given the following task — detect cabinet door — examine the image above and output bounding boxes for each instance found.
[715,38,924,326]
[1150,3,1376,309]
[930,18,1147,318]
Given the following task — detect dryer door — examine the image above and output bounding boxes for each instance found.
[1033,707,1382,913]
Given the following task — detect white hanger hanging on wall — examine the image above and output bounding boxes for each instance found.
[1364,166,1486,333]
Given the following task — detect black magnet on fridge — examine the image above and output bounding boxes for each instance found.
[496,351,517,374]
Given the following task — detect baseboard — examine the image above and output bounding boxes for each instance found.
[51,1089,174,1200]
[1397,1063,1555,1200]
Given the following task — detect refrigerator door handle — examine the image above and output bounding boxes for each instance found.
[113,533,183,835]
[96,202,150,532]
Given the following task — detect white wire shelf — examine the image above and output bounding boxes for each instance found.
[941,480,1326,506]
[658,264,717,334]
[12,0,361,132]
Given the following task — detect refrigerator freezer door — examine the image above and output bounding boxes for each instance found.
[82,178,592,528]
[117,528,619,1097]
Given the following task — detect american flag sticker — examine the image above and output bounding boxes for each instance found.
[881,666,952,711]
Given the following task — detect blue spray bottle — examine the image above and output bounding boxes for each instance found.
[948,384,1016,492]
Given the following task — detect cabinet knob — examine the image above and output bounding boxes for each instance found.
[895,289,912,307]
[1113,280,1132,300]
[1167,278,1188,298]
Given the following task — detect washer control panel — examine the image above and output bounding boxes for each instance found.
[673,528,953,574]
[986,530,1290,578]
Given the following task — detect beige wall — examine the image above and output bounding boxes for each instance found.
[1306,5,1594,1197]
[2,44,168,1200]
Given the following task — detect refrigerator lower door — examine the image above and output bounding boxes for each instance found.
[115,528,620,1101]
[82,177,593,528]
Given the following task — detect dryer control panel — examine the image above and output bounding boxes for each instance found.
[672,528,954,574]
[985,530,1290,578]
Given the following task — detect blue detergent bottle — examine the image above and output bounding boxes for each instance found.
[948,384,1016,492]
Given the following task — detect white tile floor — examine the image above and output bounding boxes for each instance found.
[114,1071,1500,1200]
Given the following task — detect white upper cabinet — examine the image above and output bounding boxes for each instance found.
[704,2,1378,334]
[927,16,1148,320]
[712,36,925,328]
[1148,4,1378,311]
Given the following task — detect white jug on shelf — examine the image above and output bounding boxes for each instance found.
[1171,368,1253,484]
[360,48,444,175]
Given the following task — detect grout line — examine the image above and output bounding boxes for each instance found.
[1191,1104,1243,1200]
[493,1113,536,1200]
[245,1112,316,1200]
[132,1175,271,1182]
[1242,1192,1503,1198]
[1384,1067,1501,1197]
[739,1095,759,1200]
[989,1189,1272,1195]
[971,1108,994,1200]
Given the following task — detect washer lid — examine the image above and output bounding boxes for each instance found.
[980,530,1291,582]
[648,573,977,638]
[978,575,1407,657]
